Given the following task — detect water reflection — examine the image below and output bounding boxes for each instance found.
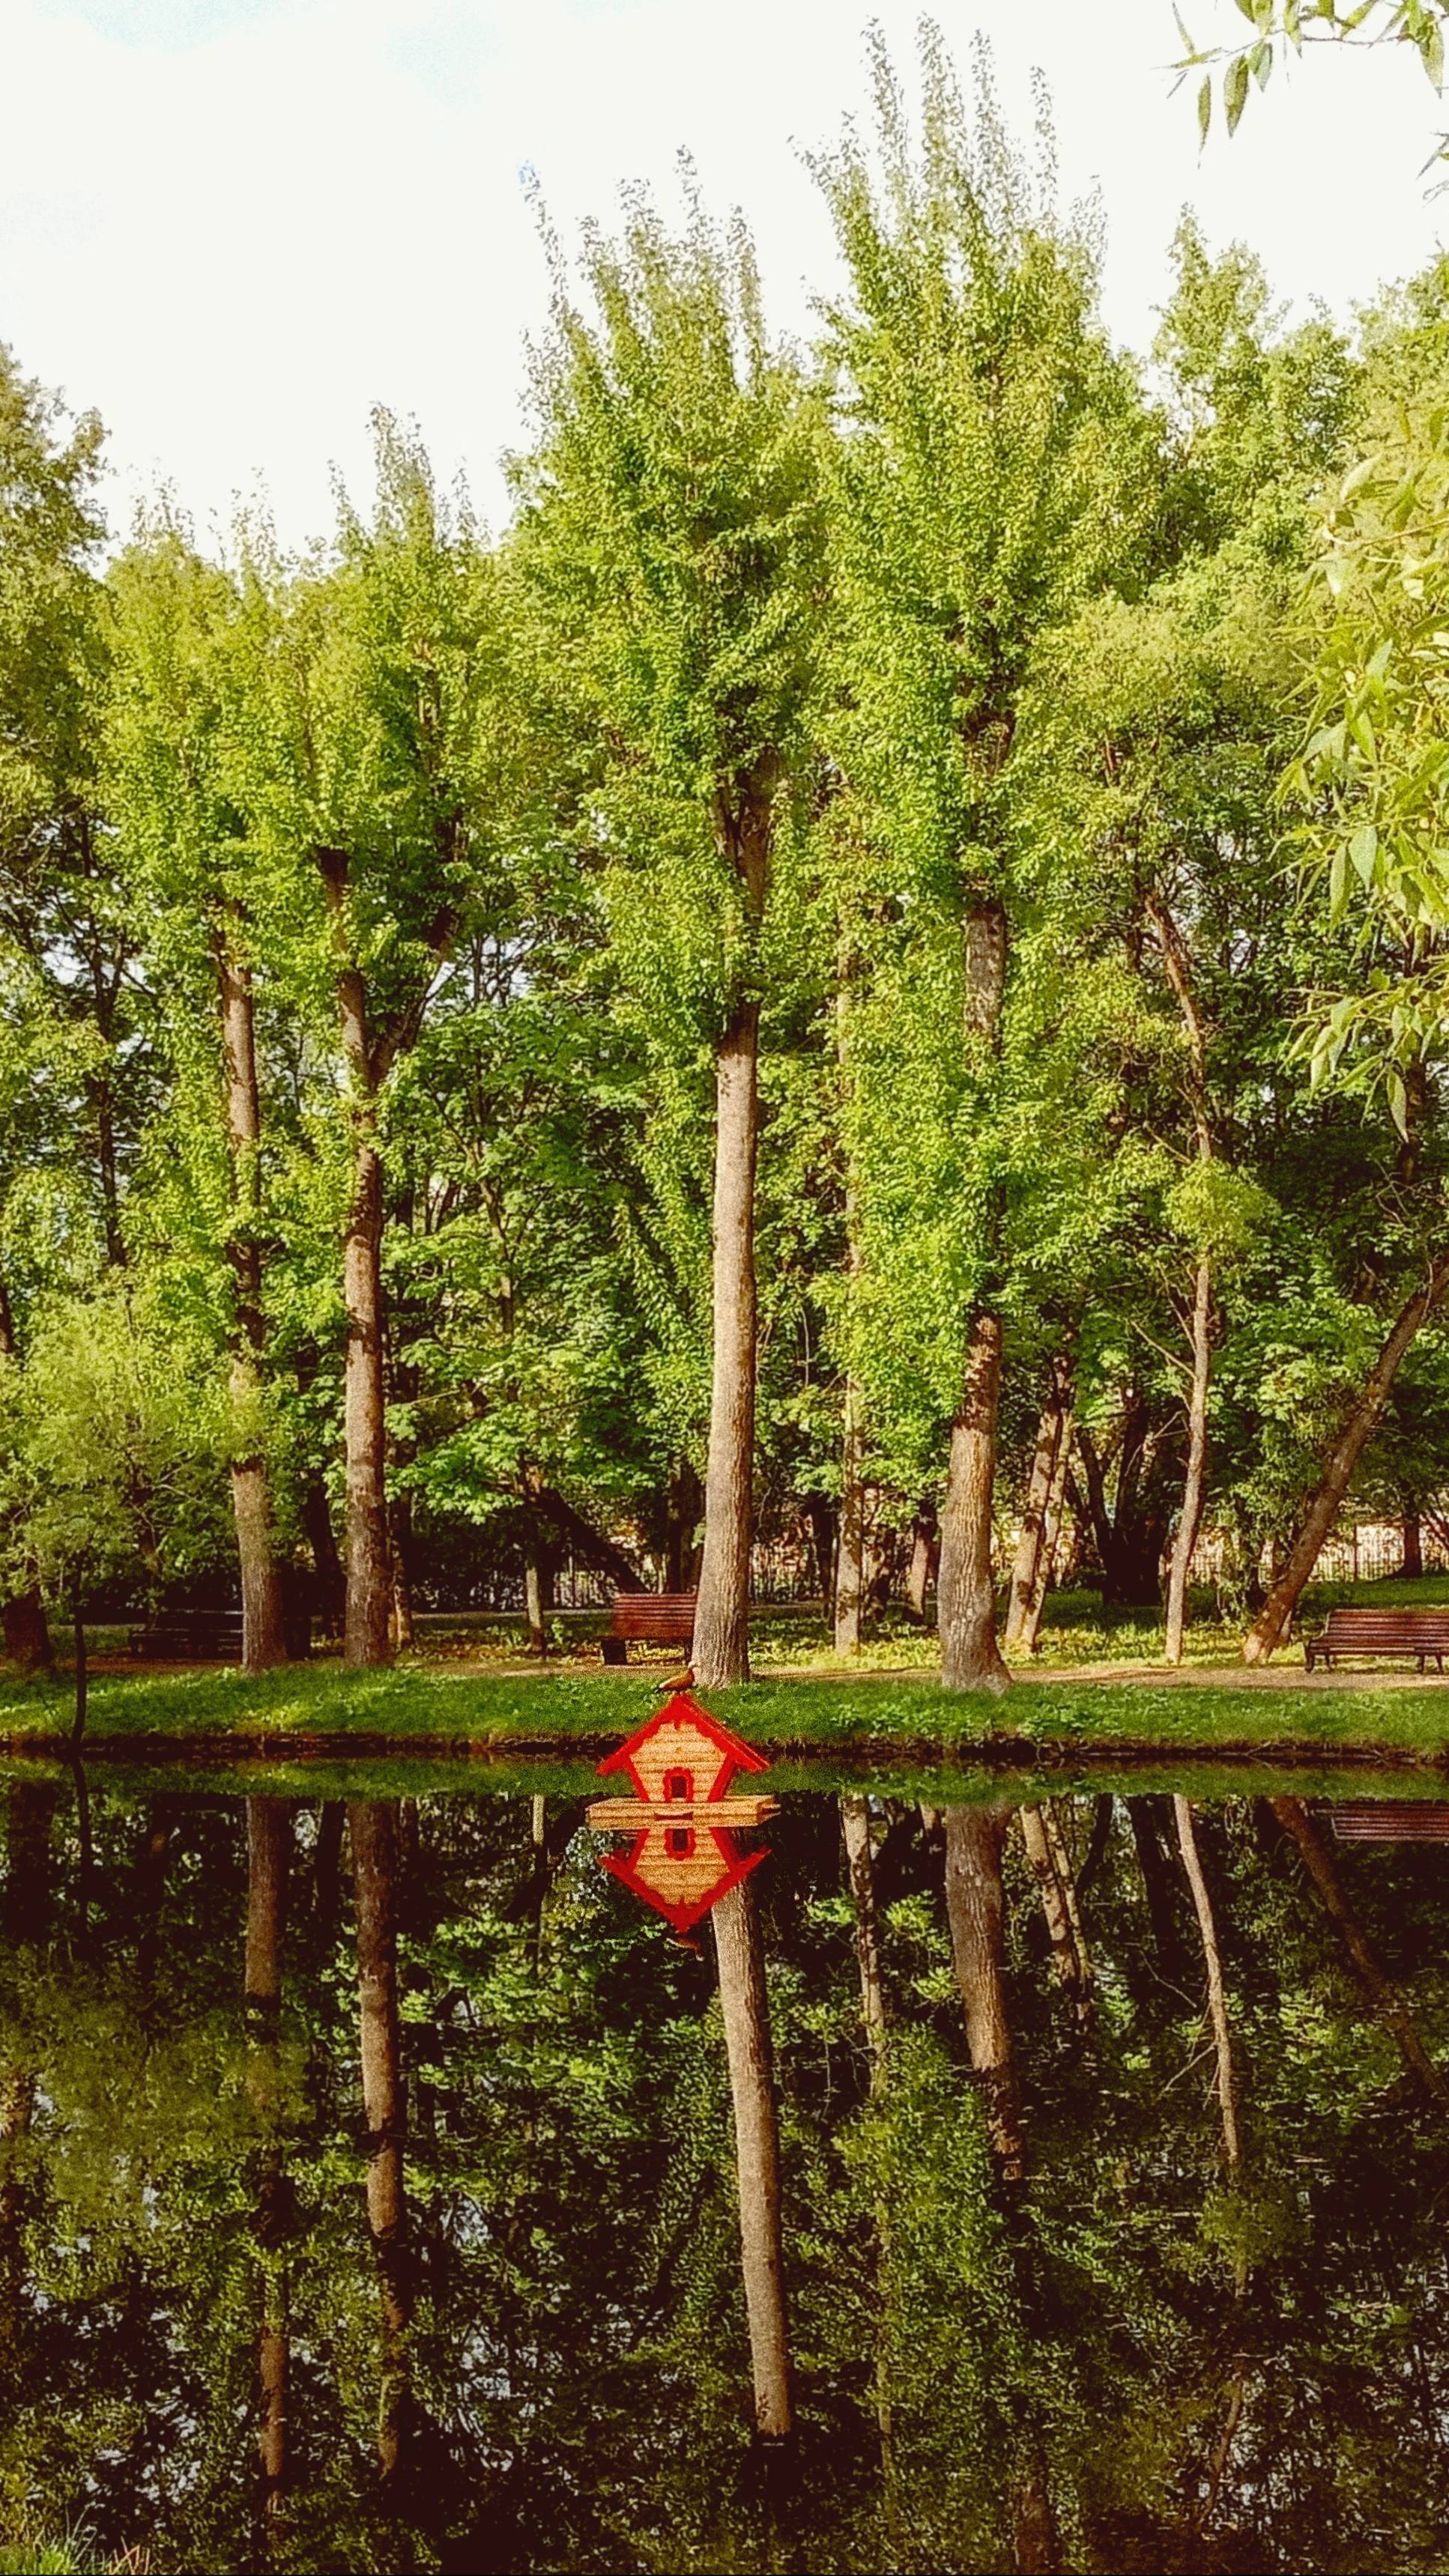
[1,1774,1448,2570]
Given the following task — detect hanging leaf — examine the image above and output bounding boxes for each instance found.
[1224,54,1250,133]
[1349,822,1379,883]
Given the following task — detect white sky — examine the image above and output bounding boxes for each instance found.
[1,0,1445,548]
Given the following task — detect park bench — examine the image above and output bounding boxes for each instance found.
[127,1609,244,1662]
[127,1603,312,1661]
[600,1591,697,1666]
[1304,1607,1449,1671]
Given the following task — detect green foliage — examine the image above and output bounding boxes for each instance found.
[0,1282,229,1608]
[1177,0,1449,160]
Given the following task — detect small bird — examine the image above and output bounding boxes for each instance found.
[662,1664,695,1694]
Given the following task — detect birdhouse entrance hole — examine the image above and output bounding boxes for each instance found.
[662,1767,693,1802]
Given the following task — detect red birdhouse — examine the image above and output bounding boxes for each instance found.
[587,1688,775,1933]
[593,1688,770,1807]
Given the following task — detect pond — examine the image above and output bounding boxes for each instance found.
[2,1762,1448,2573]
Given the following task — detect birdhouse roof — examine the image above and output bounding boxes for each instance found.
[595,1689,771,1786]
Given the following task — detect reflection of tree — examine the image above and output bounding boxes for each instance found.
[350,1797,414,2494]
[1,1780,1449,2568]
[245,1797,291,2539]
[711,1870,792,2442]
[1174,1796,1243,2170]
[1270,1796,1449,2110]
[943,1804,1024,2179]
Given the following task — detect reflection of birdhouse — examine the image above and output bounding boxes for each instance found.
[600,1820,766,1936]
[587,1689,776,1932]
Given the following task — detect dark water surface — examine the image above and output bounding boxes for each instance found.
[4,1767,1449,2573]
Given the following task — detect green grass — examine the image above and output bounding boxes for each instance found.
[6,1653,1449,1766]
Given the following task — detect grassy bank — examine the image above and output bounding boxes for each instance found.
[6,1656,1449,1764]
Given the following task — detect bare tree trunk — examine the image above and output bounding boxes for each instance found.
[712,1870,792,2440]
[1126,1796,1186,1981]
[2,1591,53,1678]
[1403,1512,1424,1580]
[244,1801,291,2531]
[1018,1804,1092,2023]
[1173,1798,1241,2168]
[70,1607,87,1751]
[303,1479,347,1640]
[904,1505,938,1622]
[1269,1798,1449,2107]
[524,1548,547,1657]
[313,1800,345,1928]
[342,1127,392,1668]
[1017,1420,1071,1656]
[389,1494,415,1652]
[694,1001,760,1688]
[1165,1255,1212,1667]
[835,1378,867,1655]
[351,1799,413,2485]
[940,903,1011,1694]
[1006,1353,1073,1650]
[944,1804,1023,2178]
[246,1800,289,2012]
[219,923,287,1674]
[1244,1249,1449,1660]
[940,1312,1010,1691]
[841,1796,887,2085]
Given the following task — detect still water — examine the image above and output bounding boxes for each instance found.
[2,1766,1449,2573]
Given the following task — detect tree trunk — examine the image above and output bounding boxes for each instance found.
[904,1505,938,1622]
[1164,1255,1213,1667]
[389,1494,415,1652]
[245,1799,289,2014]
[70,1608,87,1750]
[2,1590,54,1678]
[665,1457,702,1592]
[1173,1798,1241,2168]
[1005,1353,1073,1651]
[1126,1796,1187,1982]
[835,1378,867,1655]
[351,1799,413,2484]
[1018,1804,1092,2024]
[342,1127,392,1668]
[524,1548,547,1658]
[1017,1416,1071,1657]
[1269,1798,1449,2108]
[694,1001,760,1688]
[841,1796,887,2086]
[1244,1249,1449,1661]
[940,902,1011,1694]
[943,1804,1023,2178]
[1403,1512,1424,1580]
[712,1870,792,2440]
[303,1479,347,1639]
[313,1800,345,1928]
[244,1801,291,2532]
[219,923,287,1675]
[939,1312,1010,1691]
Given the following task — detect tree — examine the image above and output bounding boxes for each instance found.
[513,181,825,1685]
[106,531,293,1672]
[814,32,1155,1688]
[0,1282,229,1732]
[237,421,521,1665]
